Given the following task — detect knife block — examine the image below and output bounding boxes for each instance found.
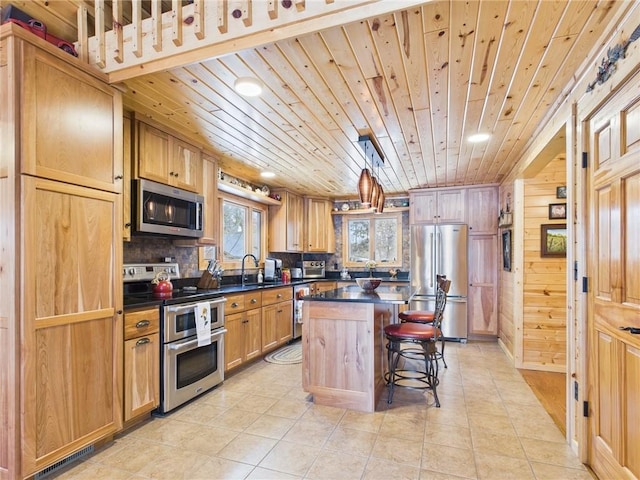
[197,271,219,289]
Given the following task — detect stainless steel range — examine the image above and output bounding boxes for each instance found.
[123,263,226,414]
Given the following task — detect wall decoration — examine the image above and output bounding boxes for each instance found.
[586,24,640,92]
[502,229,512,272]
[556,185,567,198]
[548,203,567,220]
[541,224,567,258]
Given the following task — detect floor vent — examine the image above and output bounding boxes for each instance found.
[34,445,94,479]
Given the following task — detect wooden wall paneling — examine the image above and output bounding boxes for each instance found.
[522,155,567,371]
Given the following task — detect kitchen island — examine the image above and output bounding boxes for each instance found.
[301,285,413,412]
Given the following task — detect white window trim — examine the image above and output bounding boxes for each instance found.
[219,193,268,270]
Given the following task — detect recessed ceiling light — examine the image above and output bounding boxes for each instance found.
[234,77,263,97]
[468,133,490,143]
[260,171,276,178]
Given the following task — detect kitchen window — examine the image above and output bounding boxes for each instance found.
[220,195,266,268]
[342,212,402,268]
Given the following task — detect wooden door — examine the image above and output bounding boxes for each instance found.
[20,42,123,194]
[587,76,640,480]
[124,333,159,421]
[171,138,202,193]
[244,308,262,361]
[467,186,498,234]
[276,300,293,345]
[224,312,244,371]
[261,303,279,352]
[22,177,122,475]
[138,122,170,184]
[467,235,498,335]
[437,189,466,223]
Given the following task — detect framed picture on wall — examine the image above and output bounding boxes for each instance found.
[548,203,567,219]
[541,224,567,257]
[556,186,567,198]
[502,229,512,271]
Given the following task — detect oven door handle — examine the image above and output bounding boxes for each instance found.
[166,297,226,314]
[167,328,227,351]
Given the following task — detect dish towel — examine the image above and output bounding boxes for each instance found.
[295,287,309,324]
[195,302,211,346]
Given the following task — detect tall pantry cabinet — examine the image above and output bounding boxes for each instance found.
[0,24,123,479]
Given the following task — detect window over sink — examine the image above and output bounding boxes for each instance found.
[342,212,402,268]
[220,195,266,268]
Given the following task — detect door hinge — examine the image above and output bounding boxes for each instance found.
[574,261,578,281]
[574,380,579,401]
[582,276,588,293]
[583,400,589,417]
[582,151,588,168]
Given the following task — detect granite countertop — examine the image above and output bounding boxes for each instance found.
[302,285,414,305]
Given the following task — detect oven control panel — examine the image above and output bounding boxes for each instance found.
[123,263,180,282]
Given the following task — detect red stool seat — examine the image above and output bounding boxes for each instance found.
[384,322,437,341]
[398,310,435,323]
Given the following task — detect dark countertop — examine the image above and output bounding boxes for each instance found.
[301,285,414,305]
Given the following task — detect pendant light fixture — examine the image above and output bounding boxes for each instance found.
[357,135,384,209]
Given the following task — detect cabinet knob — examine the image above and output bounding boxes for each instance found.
[136,338,151,346]
[124,222,131,228]
[277,294,282,298]
[114,175,123,180]
[135,320,151,328]
[250,298,257,304]
[231,302,239,308]
[116,310,123,315]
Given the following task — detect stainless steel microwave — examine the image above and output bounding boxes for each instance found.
[133,179,204,238]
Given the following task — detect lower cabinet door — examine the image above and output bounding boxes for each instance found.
[124,333,160,421]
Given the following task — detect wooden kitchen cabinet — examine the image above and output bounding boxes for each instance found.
[123,309,160,422]
[137,120,203,193]
[467,186,498,234]
[224,292,262,371]
[1,27,124,479]
[269,190,304,252]
[305,197,335,253]
[123,114,133,241]
[467,235,498,336]
[311,281,337,294]
[409,188,466,224]
[199,152,219,245]
[262,287,293,352]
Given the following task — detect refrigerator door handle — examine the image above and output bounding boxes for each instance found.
[429,232,435,288]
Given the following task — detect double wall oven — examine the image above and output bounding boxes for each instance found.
[124,263,226,414]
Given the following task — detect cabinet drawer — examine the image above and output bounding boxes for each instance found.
[245,292,262,309]
[262,287,293,305]
[225,293,247,313]
[124,309,159,340]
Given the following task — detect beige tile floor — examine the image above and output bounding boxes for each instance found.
[51,341,594,480]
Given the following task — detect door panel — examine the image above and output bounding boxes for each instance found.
[587,74,640,480]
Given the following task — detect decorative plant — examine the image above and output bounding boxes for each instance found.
[365,259,377,277]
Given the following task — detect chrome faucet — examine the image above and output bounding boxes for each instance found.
[241,254,259,286]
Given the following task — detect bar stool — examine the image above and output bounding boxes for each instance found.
[398,277,451,367]
[384,322,440,406]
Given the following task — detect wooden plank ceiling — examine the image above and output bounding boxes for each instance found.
[8,1,630,198]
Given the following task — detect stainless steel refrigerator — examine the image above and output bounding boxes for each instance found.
[410,224,468,340]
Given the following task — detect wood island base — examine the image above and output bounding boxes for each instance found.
[301,299,398,412]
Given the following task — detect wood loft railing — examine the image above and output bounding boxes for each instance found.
[76,0,428,83]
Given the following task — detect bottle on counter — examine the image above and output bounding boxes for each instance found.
[257,269,264,283]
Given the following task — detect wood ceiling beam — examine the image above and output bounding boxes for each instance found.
[81,0,431,83]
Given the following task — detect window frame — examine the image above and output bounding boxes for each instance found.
[219,193,268,270]
[341,211,403,268]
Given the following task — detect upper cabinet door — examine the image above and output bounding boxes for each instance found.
[466,186,498,234]
[137,123,170,184]
[410,189,466,224]
[20,43,123,193]
[172,138,202,193]
[305,197,335,253]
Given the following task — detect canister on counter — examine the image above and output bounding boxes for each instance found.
[281,268,291,283]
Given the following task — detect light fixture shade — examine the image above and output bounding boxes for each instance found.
[370,177,379,211]
[234,77,263,97]
[376,184,385,213]
[358,168,373,207]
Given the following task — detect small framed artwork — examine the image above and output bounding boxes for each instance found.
[548,203,567,220]
[556,185,567,199]
[541,224,567,258]
[502,229,512,271]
